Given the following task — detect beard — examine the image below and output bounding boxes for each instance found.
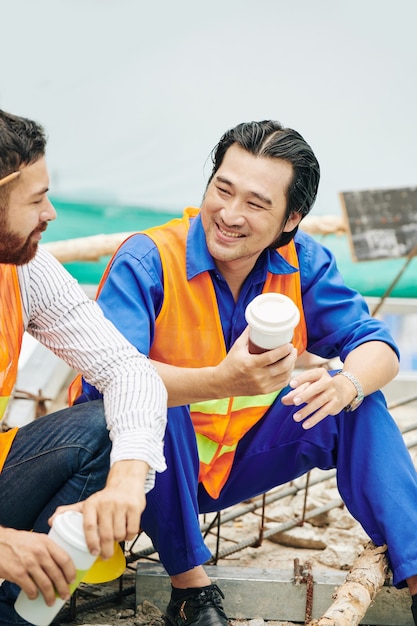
[0,220,47,265]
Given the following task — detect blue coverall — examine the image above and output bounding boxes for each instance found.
[83,212,417,588]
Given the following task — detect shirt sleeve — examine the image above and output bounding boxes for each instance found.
[96,233,165,356]
[295,232,400,362]
[18,247,167,491]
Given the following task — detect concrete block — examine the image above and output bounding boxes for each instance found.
[136,563,413,625]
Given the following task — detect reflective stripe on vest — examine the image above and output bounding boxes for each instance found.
[192,389,281,483]
[0,264,23,470]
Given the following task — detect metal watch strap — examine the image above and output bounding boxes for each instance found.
[335,370,364,412]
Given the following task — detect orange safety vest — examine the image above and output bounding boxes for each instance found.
[69,207,307,498]
[0,264,23,471]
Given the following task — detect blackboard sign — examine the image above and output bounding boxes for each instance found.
[339,186,417,261]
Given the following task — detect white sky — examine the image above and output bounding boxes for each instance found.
[1,0,417,214]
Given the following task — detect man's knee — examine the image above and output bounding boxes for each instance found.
[73,399,108,441]
[54,400,109,448]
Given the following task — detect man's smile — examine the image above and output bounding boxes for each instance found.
[216,222,245,239]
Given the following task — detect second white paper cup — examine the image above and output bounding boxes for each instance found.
[245,293,300,351]
[15,511,97,626]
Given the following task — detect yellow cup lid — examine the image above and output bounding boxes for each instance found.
[81,542,126,583]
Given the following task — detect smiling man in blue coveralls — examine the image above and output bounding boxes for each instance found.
[79,120,417,626]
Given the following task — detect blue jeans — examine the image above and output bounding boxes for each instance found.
[0,399,111,624]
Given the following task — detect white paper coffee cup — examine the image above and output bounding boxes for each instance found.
[245,293,300,353]
[15,511,97,626]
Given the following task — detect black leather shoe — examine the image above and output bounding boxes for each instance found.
[165,584,229,626]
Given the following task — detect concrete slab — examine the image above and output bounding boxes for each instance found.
[136,563,413,625]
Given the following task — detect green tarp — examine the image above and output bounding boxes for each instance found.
[44,198,416,298]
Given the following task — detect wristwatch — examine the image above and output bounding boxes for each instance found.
[335,370,364,412]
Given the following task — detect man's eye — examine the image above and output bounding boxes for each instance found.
[33,195,47,205]
[217,186,230,195]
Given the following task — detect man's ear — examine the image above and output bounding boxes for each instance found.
[283,211,302,232]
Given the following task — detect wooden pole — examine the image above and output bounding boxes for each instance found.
[42,216,348,264]
[307,542,390,626]
[42,232,134,263]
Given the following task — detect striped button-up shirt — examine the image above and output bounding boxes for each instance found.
[16,246,167,492]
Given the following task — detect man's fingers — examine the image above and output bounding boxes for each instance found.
[18,573,40,600]
[32,566,69,606]
[20,544,75,605]
[81,502,101,557]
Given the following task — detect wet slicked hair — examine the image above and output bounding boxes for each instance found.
[0,110,47,206]
[207,120,320,247]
